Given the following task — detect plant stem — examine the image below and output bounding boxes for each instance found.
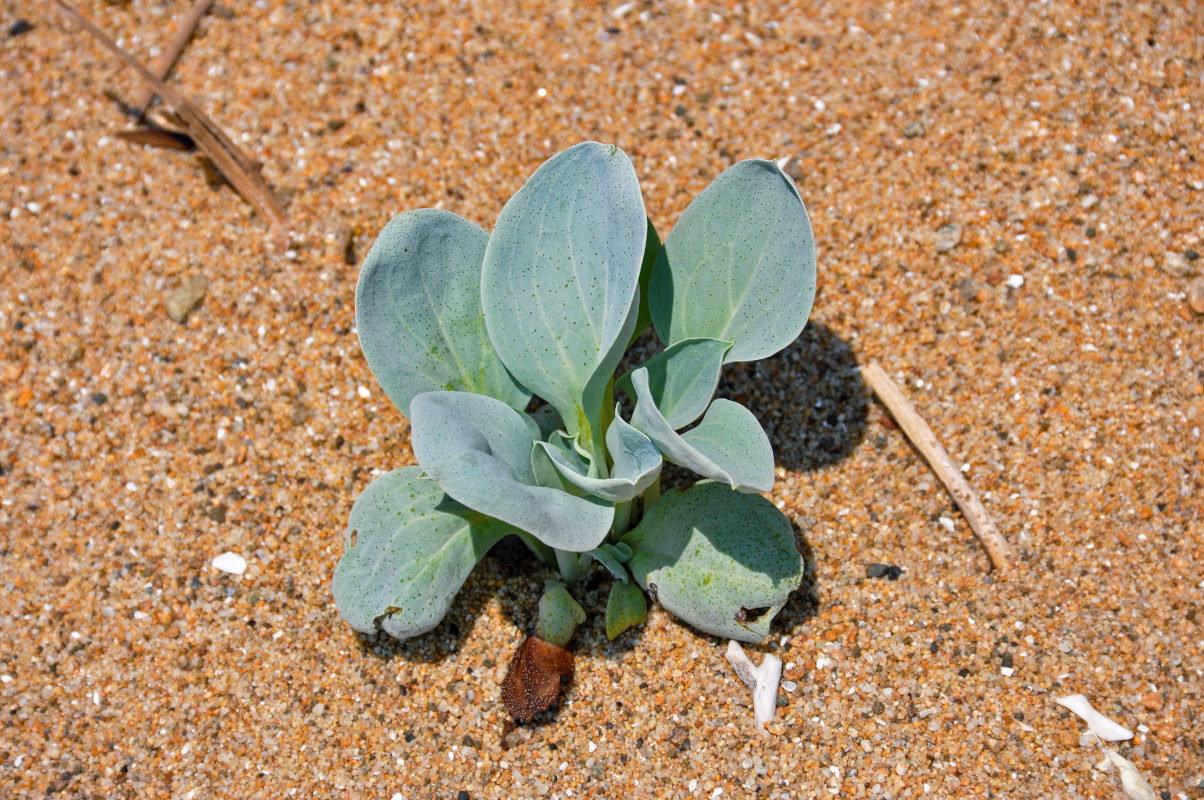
[554,548,585,584]
[612,499,633,537]
[643,475,661,505]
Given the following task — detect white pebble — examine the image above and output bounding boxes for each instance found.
[357,385,371,399]
[1005,274,1025,289]
[0,675,11,683]
[938,516,955,533]
[133,611,149,620]
[781,680,797,692]
[612,2,635,17]
[588,741,596,753]
[1055,693,1134,741]
[212,552,248,575]
[1000,666,1015,677]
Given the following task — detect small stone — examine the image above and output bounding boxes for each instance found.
[1141,692,1164,711]
[918,326,937,345]
[866,563,903,580]
[65,342,84,364]
[1185,279,1204,315]
[779,155,805,182]
[290,403,313,426]
[7,19,34,37]
[212,552,247,575]
[902,121,925,138]
[1161,252,1193,277]
[1186,248,1200,261]
[668,725,690,750]
[763,720,786,736]
[165,275,208,323]
[456,792,470,800]
[956,277,983,303]
[206,504,228,523]
[90,392,108,405]
[934,224,962,253]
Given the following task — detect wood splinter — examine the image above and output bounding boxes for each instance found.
[725,640,782,738]
[54,0,285,229]
[861,361,1014,573]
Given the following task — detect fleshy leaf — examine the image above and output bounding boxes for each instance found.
[584,542,634,581]
[629,368,774,493]
[535,580,586,647]
[621,482,803,642]
[355,209,530,416]
[332,467,510,639]
[616,337,732,429]
[605,577,648,640]
[410,391,614,551]
[648,160,816,364]
[536,409,662,502]
[481,142,646,447]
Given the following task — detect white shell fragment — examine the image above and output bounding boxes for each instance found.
[1055,694,1134,741]
[1097,748,1158,800]
[212,552,248,575]
[726,641,783,738]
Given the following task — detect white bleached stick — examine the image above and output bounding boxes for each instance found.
[726,641,782,737]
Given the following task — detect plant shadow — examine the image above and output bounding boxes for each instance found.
[716,321,868,473]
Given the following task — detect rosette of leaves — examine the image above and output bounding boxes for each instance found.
[333,143,816,672]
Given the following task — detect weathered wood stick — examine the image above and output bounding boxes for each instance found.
[54,0,285,228]
[133,0,215,115]
[861,361,1014,572]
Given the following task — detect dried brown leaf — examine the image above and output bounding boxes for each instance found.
[500,635,574,719]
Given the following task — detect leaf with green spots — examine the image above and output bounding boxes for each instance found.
[621,481,803,642]
[355,209,530,416]
[332,467,510,639]
[649,160,816,364]
[605,577,648,640]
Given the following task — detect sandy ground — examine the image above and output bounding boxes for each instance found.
[2,0,1202,797]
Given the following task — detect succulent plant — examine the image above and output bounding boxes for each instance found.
[333,142,816,708]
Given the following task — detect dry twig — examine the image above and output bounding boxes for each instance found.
[861,361,1014,572]
[133,0,215,116]
[54,0,285,228]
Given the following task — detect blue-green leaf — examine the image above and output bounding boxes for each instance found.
[622,482,803,642]
[355,209,530,416]
[605,577,648,640]
[584,542,634,581]
[616,337,732,429]
[649,160,816,364]
[410,391,613,551]
[629,369,774,493]
[481,142,646,446]
[332,467,510,639]
[536,410,662,502]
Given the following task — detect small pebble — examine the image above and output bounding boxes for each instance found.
[165,275,209,323]
[7,19,33,37]
[934,224,962,252]
[212,552,247,575]
[902,121,925,138]
[1141,692,1164,711]
[1161,252,1193,277]
[1185,279,1204,314]
[866,563,903,580]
